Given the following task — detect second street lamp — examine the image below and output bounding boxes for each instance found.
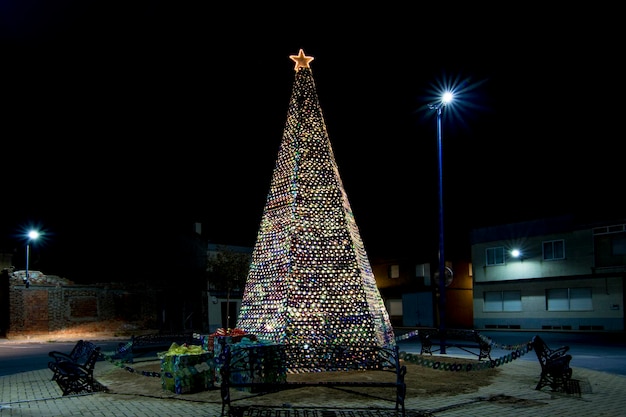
[429,91,453,354]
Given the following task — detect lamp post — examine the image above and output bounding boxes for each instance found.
[429,91,453,354]
[24,230,40,288]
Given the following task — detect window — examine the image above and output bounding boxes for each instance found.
[593,226,626,267]
[486,247,505,266]
[484,291,522,312]
[389,264,400,279]
[386,299,403,316]
[546,288,592,311]
[612,234,626,256]
[543,240,565,260]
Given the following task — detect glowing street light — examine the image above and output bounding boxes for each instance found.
[24,230,40,288]
[429,91,453,354]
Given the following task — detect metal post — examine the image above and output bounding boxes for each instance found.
[25,243,30,288]
[436,105,446,354]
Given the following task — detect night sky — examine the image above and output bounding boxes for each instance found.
[1,3,622,282]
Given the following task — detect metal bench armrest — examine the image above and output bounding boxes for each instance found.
[547,346,570,359]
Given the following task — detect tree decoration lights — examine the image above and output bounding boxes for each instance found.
[236,50,395,372]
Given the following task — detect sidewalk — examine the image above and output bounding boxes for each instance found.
[2,345,626,416]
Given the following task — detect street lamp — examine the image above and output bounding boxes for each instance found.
[429,91,453,354]
[25,230,40,288]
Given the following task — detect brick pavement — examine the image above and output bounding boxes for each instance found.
[2,347,626,416]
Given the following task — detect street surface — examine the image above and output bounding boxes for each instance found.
[396,329,626,376]
[1,330,625,377]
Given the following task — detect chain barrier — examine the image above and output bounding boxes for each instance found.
[395,329,535,372]
[98,330,536,377]
[99,342,162,378]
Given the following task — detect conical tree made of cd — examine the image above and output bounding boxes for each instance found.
[237,49,395,372]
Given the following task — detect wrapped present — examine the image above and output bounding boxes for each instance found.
[211,330,258,387]
[207,328,252,352]
[227,339,287,392]
[244,342,287,392]
[159,345,214,394]
[190,333,209,350]
[192,334,211,352]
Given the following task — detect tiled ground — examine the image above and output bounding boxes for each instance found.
[236,406,429,416]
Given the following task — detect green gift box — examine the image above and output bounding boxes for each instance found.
[159,352,214,394]
[229,342,287,392]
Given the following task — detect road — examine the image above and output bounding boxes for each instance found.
[1,330,626,377]
[396,330,626,376]
[0,340,123,377]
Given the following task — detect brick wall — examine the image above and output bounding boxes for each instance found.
[5,271,161,339]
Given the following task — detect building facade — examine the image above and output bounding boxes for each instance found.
[205,243,251,334]
[471,215,625,331]
[370,258,475,330]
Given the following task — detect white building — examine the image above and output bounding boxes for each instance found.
[471,215,625,331]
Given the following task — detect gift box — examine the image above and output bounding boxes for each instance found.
[212,336,243,387]
[227,340,287,392]
[210,328,256,386]
[192,334,211,352]
[159,351,214,394]
[207,328,252,352]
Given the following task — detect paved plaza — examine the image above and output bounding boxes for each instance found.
[2,342,626,416]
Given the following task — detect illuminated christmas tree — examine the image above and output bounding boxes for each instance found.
[236,49,395,372]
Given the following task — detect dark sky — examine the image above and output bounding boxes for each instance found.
[1,2,623,281]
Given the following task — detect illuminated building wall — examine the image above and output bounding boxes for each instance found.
[236,50,395,371]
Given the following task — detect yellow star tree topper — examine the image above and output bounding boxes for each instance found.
[289,49,314,70]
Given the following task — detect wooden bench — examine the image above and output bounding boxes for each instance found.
[113,332,196,363]
[530,334,573,392]
[419,328,492,361]
[219,342,407,417]
[48,340,102,395]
